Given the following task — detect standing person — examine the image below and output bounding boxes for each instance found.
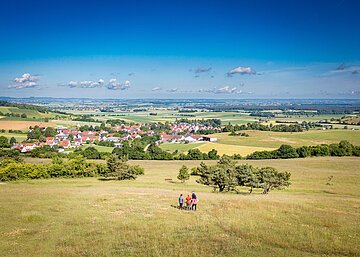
[178,194,184,209]
[192,192,197,200]
[185,194,192,210]
[192,197,199,211]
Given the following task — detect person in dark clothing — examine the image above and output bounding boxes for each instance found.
[191,192,197,199]
[178,194,184,209]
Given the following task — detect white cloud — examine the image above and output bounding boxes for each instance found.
[166,88,178,92]
[152,87,162,91]
[67,79,105,88]
[214,86,238,94]
[9,73,39,89]
[198,85,253,95]
[106,79,130,90]
[65,78,130,90]
[226,66,257,76]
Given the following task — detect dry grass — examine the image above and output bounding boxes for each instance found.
[1,157,360,256]
[0,120,57,130]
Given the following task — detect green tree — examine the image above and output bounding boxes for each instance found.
[67,134,74,141]
[82,147,101,159]
[255,167,291,194]
[44,127,57,137]
[236,164,258,193]
[177,165,190,183]
[207,149,219,160]
[106,154,143,180]
[9,137,17,146]
[0,136,9,148]
[196,156,237,192]
[338,140,353,156]
[275,145,299,159]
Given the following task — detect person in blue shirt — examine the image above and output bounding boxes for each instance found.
[178,194,184,209]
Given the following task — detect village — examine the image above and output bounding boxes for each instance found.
[12,121,219,153]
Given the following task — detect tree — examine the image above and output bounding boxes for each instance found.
[9,137,16,146]
[44,127,57,137]
[187,149,204,160]
[82,147,101,159]
[67,134,74,141]
[196,156,237,192]
[0,136,9,148]
[338,140,353,156]
[255,167,291,194]
[106,154,144,180]
[236,164,258,193]
[296,146,310,158]
[275,145,299,159]
[177,165,190,183]
[207,149,219,160]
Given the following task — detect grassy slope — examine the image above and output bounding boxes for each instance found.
[213,129,360,148]
[0,157,359,256]
[160,129,359,156]
[0,132,27,141]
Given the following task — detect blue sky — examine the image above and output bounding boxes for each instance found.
[0,0,359,98]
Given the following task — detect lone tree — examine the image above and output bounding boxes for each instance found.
[9,137,17,146]
[177,165,190,183]
[107,154,144,180]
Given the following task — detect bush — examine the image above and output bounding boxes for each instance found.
[0,156,141,181]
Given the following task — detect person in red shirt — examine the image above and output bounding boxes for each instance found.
[185,195,192,210]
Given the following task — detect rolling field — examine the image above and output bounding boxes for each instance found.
[160,142,205,153]
[0,120,57,130]
[1,157,359,256]
[69,109,351,125]
[160,129,360,156]
[213,129,360,148]
[0,132,27,141]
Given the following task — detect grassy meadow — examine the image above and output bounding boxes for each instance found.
[1,157,359,256]
[160,129,360,156]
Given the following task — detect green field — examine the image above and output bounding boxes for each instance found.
[213,129,360,148]
[160,129,360,156]
[1,157,359,256]
[160,142,205,153]
[67,109,352,125]
[0,106,58,119]
[0,132,27,141]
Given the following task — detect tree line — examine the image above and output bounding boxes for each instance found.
[0,154,144,182]
[222,122,310,133]
[247,141,359,159]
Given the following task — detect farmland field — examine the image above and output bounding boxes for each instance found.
[0,120,57,130]
[160,129,360,156]
[1,157,359,256]
[0,132,27,141]
[68,109,349,125]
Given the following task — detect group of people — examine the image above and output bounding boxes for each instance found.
[178,192,199,211]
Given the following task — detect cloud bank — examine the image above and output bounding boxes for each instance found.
[9,73,39,89]
[65,79,130,90]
